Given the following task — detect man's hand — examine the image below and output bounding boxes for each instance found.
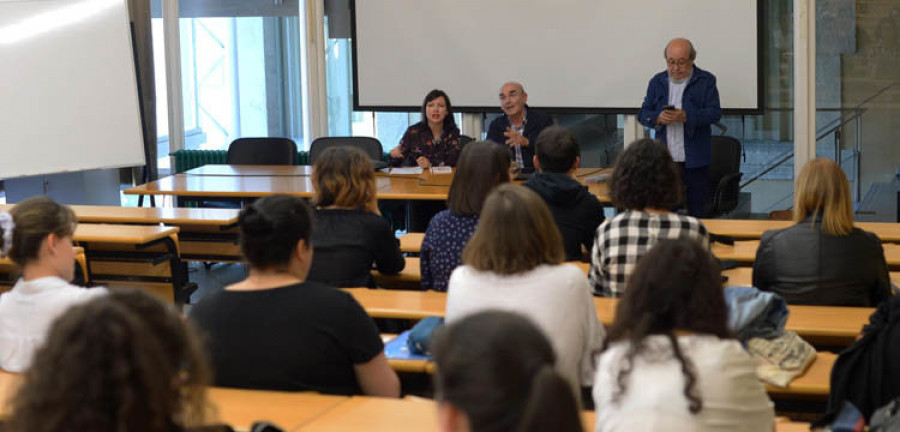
[389,146,403,159]
[656,108,687,125]
[504,127,529,148]
[416,156,432,169]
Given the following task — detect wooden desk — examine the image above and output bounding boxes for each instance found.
[206,387,347,431]
[765,352,835,399]
[184,165,314,177]
[299,396,438,432]
[125,167,612,203]
[702,218,900,243]
[712,240,900,267]
[0,371,20,417]
[347,288,868,347]
[399,233,425,253]
[724,266,900,289]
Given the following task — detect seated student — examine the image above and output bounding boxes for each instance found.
[190,195,400,397]
[524,126,605,261]
[0,196,106,373]
[307,146,405,288]
[589,139,708,297]
[753,158,890,307]
[389,89,461,168]
[7,289,221,432]
[446,184,604,390]
[594,239,774,432]
[432,310,583,432]
[420,141,510,291]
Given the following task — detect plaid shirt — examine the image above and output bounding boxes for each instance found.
[589,211,709,296]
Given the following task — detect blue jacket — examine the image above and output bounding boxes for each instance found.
[638,66,722,168]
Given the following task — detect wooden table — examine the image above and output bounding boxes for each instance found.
[346,288,869,347]
[724,266,900,290]
[184,165,314,176]
[764,352,836,399]
[124,166,612,203]
[702,218,900,243]
[713,240,900,267]
[299,396,438,432]
[207,387,347,430]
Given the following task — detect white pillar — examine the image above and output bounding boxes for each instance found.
[623,115,643,148]
[162,0,184,168]
[461,113,483,140]
[300,0,327,148]
[793,0,816,174]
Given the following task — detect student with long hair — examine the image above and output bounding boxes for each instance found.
[0,196,105,372]
[753,158,890,306]
[307,146,405,288]
[594,239,774,431]
[589,138,708,297]
[432,310,583,432]
[6,289,215,432]
[446,184,604,390]
[190,195,400,397]
[420,141,510,291]
[389,89,461,168]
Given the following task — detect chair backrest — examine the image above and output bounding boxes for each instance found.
[226,137,297,165]
[308,137,386,168]
[706,136,743,216]
[459,134,474,150]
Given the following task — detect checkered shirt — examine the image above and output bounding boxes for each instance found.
[589,211,709,297]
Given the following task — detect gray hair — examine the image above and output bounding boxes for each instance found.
[664,39,696,60]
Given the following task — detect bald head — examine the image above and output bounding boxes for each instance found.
[499,81,528,119]
[664,38,696,61]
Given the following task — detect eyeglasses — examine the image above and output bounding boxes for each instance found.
[667,59,691,67]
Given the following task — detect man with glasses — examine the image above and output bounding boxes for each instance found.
[487,82,553,173]
[639,38,722,217]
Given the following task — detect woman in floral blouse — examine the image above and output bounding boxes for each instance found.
[389,89,461,168]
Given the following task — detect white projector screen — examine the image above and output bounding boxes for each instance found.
[0,0,145,180]
[352,0,761,113]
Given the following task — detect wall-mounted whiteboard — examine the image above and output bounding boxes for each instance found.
[0,0,144,180]
[352,0,761,113]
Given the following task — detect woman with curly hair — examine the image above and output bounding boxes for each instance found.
[593,239,774,431]
[307,146,404,287]
[588,139,708,296]
[6,289,218,432]
[0,196,106,372]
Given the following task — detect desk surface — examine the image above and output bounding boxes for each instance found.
[185,165,314,177]
[299,396,438,432]
[0,204,238,226]
[74,224,179,245]
[702,218,900,242]
[765,352,835,398]
[712,240,900,266]
[207,387,347,430]
[125,166,612,203]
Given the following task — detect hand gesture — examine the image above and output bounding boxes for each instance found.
[389,146,403,159]
[504,127,528,148]
[416,156,432,169]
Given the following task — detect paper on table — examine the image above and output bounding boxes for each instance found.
[390,167,424,175]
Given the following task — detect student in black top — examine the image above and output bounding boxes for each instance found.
[307,146,405,287]
[190,195,400,397]
[524,127,605,261]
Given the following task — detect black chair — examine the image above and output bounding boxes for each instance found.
[226,137,297,165]
[309,136,387,169]
[459,134,474,150]
[705,136,743,217]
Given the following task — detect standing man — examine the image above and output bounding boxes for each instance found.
[487,82,553,172]
[639,38,722,217]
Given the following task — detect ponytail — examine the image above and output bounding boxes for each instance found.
[518,366,582,432]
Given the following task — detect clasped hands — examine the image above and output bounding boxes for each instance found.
[504,127,528,148]
[656,108,687,125]
[389,146,432,168]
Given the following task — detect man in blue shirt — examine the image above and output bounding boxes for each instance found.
[486,82,553,172]
[638,38,722,217]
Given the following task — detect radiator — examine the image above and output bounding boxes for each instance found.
[170,150,312,173]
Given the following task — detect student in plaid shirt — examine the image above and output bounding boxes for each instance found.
[589,139,709,296]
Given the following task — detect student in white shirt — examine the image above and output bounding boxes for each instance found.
[593,239,774,432]
[446,184,604,392]
[0,196,105,372]
[432,310,582,432]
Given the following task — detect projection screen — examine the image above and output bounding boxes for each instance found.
[352,0,761,113]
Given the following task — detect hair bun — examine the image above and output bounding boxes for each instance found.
[239,206,275,237]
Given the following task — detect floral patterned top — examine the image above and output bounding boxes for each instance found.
[391,121,461,167]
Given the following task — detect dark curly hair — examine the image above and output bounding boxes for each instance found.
[604,239,731,415]
[7,289,212,432]
[609,139,682,210]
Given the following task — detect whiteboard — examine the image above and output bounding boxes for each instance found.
[0,0,145,180]
[353,0,760,112]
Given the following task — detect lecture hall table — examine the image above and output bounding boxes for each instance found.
[206,387,348,431]
[701,218,900,243]
[0,204,238,228]
[712,240,900,267]
[124,166,612,203]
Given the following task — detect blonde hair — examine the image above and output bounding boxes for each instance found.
[463,184,564,274]
[793,158,854,236]
[312,146,378,211]
[2,196,77,267]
